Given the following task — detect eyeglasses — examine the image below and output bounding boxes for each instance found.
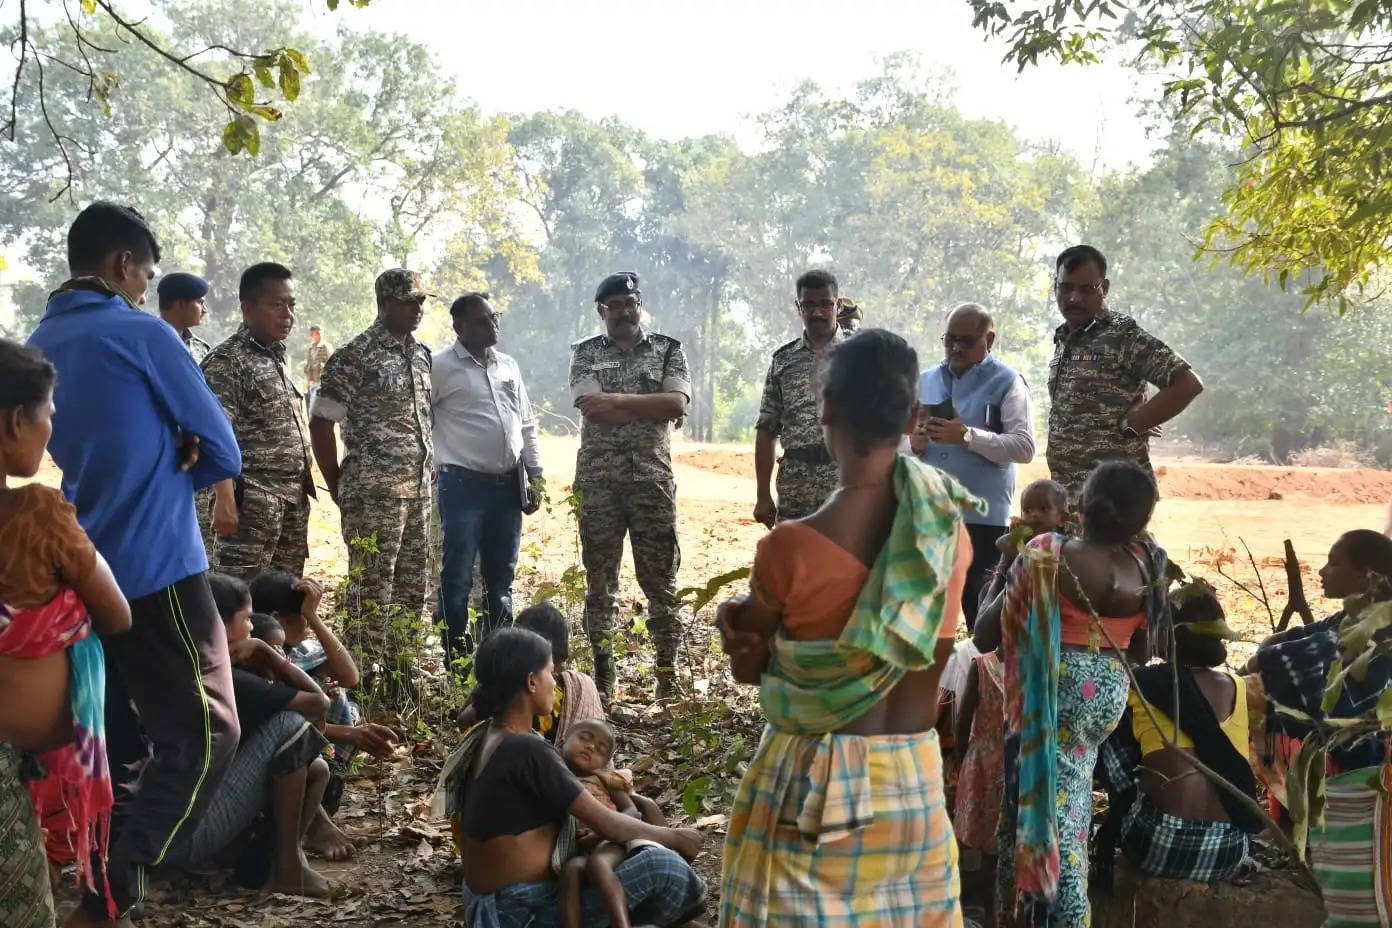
[1054,281,1104,296]
[797,298,837,312]
[601,297,642,312]
[941,333,982,348]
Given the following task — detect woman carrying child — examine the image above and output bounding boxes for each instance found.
[438,626,704,927]
[0,339,132,926]
[718,330,977,926]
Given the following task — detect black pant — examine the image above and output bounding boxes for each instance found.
[963,523,1008,632]
[83,572,240,917]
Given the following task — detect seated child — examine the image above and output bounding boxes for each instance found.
[557,718,657,928]
[0,338,132,924]
[163,573,332,897]
[249,569,395,860]
[979,478,1068,609]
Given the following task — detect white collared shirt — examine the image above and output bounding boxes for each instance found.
[430,342,542,477]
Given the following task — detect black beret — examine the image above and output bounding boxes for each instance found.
[156,272,209,302]
[594,272,640,303]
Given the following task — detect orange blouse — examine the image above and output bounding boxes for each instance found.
[0,484,97,608]
[1058,595,1144,649]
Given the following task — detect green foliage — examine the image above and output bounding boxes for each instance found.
[966,0,1392,307]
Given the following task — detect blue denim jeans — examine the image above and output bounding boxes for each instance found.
[438,465,523,662]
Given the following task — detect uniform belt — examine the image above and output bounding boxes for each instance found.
[781,444,832,466]
[438,463,516,484]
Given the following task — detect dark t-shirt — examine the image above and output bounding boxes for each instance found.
[231,667,298,735]
[462,733,583,840]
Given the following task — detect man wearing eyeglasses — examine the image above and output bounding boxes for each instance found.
[1048,244,1204,497]
[754,269,847,528]
[570,271,691,703]
[431,292,543,664]
[910,302,1035,628]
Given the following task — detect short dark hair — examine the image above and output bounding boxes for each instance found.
[1021,478,1068,511]
[239,262,293,303]
[208,572,252,622]
[449,291,492,318]
[822,328,917,455]
[1338,529,1392,587]
[796,269,838,297]
[516,602,569,666]
[1056,244,1107,278]
[248,569,304,616]
[67,201,161,273]
[470,627,552,719]
[1080,460,1157,544]
[250,612,285,643]
[1172,582,1228,668]
[0,339,56,420]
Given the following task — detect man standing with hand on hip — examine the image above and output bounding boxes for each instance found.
[431,291,543,663]
[910,302,1035,629]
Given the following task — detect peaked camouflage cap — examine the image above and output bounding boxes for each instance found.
[375,267,433,302]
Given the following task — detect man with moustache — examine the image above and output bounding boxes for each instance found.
[1047,244,1204,498]
[569,271,690,703]
[910,302,1035,628]
[201,262,315,578]
[310,269,434,690]
[754,269,846,527]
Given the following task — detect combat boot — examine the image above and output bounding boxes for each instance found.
[655,665,678,704]
[593,649,616,706]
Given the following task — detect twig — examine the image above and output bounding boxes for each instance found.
[1240,537,1277,631]
[4,0,29,140]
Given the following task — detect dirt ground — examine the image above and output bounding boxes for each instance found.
[36,435,1387,925]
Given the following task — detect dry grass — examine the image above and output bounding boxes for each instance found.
[1288,441,1373,469]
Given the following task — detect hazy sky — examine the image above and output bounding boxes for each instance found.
[315,0,1162,172]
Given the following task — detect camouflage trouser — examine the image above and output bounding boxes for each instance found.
[578,480,682,669]
[212,482,310,579]
[195,487,216,563]
[775,458,839,522]
[1047,444,1155,505]
[339,494,431,674]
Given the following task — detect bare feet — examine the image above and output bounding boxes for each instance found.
[266,853,331,898]
[63,906,135,927]
[305,807,357,861]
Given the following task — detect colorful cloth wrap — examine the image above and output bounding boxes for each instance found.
[997,532,1168,920]
[0,592,113,912]
[720,455,982,926]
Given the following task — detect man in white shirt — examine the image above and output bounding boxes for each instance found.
[909,302,1036,628]
[431,292,543,662]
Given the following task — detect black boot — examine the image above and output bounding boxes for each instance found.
[593,649,615,706]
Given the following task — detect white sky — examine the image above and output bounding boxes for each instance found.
[314,0,1162,172]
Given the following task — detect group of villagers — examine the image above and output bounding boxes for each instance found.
[435,327,1392,928]
[2,293,1390,928]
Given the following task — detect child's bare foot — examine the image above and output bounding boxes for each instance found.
[266,855,331,898]
[305,808,357,861]
[63,907,134,928]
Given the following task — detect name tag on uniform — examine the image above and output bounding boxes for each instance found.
[591,361,621,371]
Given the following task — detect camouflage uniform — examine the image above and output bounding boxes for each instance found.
[201,326,314,579]
[304,340,332,387]
[311,275,433,671]
[756,329,846,521]
[1046,310,1192,498]
[183,330,212,365]
[570,328,691,692]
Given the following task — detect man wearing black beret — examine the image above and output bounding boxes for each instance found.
[569,271,691,703]
[157,271,212,363]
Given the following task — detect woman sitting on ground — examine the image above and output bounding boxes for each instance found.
[974,459,1170,928]
[439,626,704,927]
[161,574,333,898]
[716,329,977,926]
[1093,581,1263,887]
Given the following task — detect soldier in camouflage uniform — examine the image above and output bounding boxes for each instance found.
[157,271,212,363]
[754,268,847,527]
[201,262,315,579]
[310,269,434,687]
[304,323,331,416]
[570,271,691,703]
[1047,244,1205,499]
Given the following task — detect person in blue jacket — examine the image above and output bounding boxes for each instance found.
[28,201,244,927]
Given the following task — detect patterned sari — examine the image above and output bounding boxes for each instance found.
[0,592,113,912]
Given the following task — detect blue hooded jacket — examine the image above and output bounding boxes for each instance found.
[28,281,241,600]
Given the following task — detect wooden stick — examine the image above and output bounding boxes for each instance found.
[1277,539,1316,632]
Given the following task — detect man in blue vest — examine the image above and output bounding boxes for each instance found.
[911,302,1036,629]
